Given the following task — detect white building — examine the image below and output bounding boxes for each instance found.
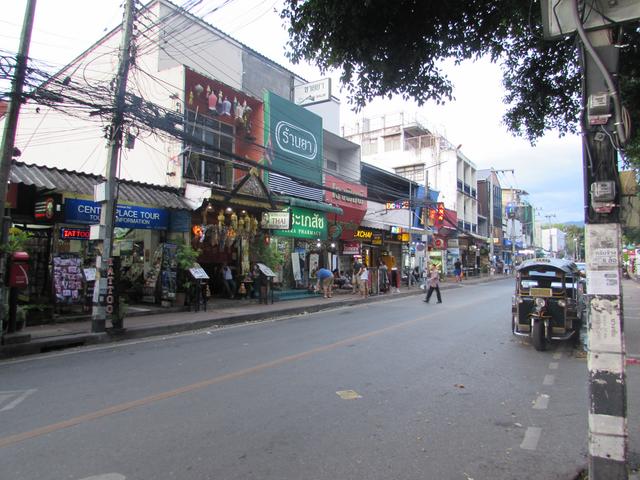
[10,0,344,188]
[342,112,478,234]
[541,228,566,255]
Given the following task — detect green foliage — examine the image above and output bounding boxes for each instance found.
[279,0,636,148]
[175,242,200,294]
[176,242,199,271]
[623,227,640,244]
[255,238,284,271]
[3,227,32,254]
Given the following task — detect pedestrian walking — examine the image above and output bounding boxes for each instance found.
[352,259,363,294]
[316,267,334,298]
[379,260,389,293]
[424,263,442,304]
[360,265,369,298]
[454,259,462,283]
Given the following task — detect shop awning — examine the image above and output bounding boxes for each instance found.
[10,161,191,210]
[275,195,344,215]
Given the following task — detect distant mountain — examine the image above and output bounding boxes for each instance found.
[562,220,585,227]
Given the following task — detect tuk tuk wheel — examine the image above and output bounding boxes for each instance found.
[532,321,547,351]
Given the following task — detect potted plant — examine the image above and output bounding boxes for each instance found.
[175,242,200,306]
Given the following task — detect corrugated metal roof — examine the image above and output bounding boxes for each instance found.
[10,162,190,210]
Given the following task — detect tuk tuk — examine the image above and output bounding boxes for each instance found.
[512,258,584,351]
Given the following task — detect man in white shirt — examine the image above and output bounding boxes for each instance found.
[222,263,236,298]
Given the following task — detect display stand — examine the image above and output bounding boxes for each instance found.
[256,263,276,304]
[189,265,210,312]
[160,243,177,306]
[143,245,163,303]
[52,254,85,310]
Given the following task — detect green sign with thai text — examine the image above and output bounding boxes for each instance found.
[264,91,323,185]
[273,207,327,240]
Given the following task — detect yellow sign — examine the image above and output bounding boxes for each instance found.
[354,229,373,239]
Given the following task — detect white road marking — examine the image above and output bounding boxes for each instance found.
[520,427,542,450]
[0,389,37,412]
[549,362,559,370]
[78,475,126,480]
[543,374,555,386]
[553,353,562,360]
[533,394,550,410]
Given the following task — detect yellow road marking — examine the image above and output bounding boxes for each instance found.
[0,314,428,449]
[336,390,362,400]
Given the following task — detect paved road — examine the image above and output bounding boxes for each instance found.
[0,279,592,479]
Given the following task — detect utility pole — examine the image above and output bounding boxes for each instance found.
[488,169,513,268]
[91,0,136,332]
[580,27,628,480]
[0,0,37,336]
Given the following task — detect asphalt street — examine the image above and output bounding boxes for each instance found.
[0,279,598,479]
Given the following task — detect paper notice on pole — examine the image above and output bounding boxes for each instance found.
[591,248,618,269]
[587,270,620,295]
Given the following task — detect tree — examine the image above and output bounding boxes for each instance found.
[280,1,639,160]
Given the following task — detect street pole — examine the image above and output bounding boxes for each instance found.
[91,0,136,332]
[0,0,37,336]
[488,170,494,264]
[579,26,628,479]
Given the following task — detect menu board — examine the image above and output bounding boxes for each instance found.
[52,254,84,304]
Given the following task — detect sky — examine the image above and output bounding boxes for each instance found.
[2,0,585,223]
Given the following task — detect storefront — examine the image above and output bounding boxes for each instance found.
[324,174,368,277]
[271,206,328,289]
[8,162,191,310]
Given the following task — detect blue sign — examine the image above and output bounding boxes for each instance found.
[65,198,169,230]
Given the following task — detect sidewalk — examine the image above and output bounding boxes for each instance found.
[0,274,508,358]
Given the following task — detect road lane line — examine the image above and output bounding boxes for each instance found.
[0,313,432,449]
[520,427,542,451]
[549,362,559,370]
[553,353,562,360]
[533,394,550,410]
[543,374,555,386]
[0,389,37,412]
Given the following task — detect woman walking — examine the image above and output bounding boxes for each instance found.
[360,265,369,298]
[424,263,442,304]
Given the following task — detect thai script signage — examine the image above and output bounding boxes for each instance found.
[274,207,326,239]
[324,174,367,209]
[261,210,291,230]
[65,198,169,230]
[294,78,332,106]
[264,91,323,185]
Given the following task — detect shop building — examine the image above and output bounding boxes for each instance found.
[8,161,191,309]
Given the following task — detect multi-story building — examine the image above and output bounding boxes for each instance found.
[476,169,504,258]
[342,112,478,234]
[5,0,369,309]
[501,187,532,266]
[541,228,567,256]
